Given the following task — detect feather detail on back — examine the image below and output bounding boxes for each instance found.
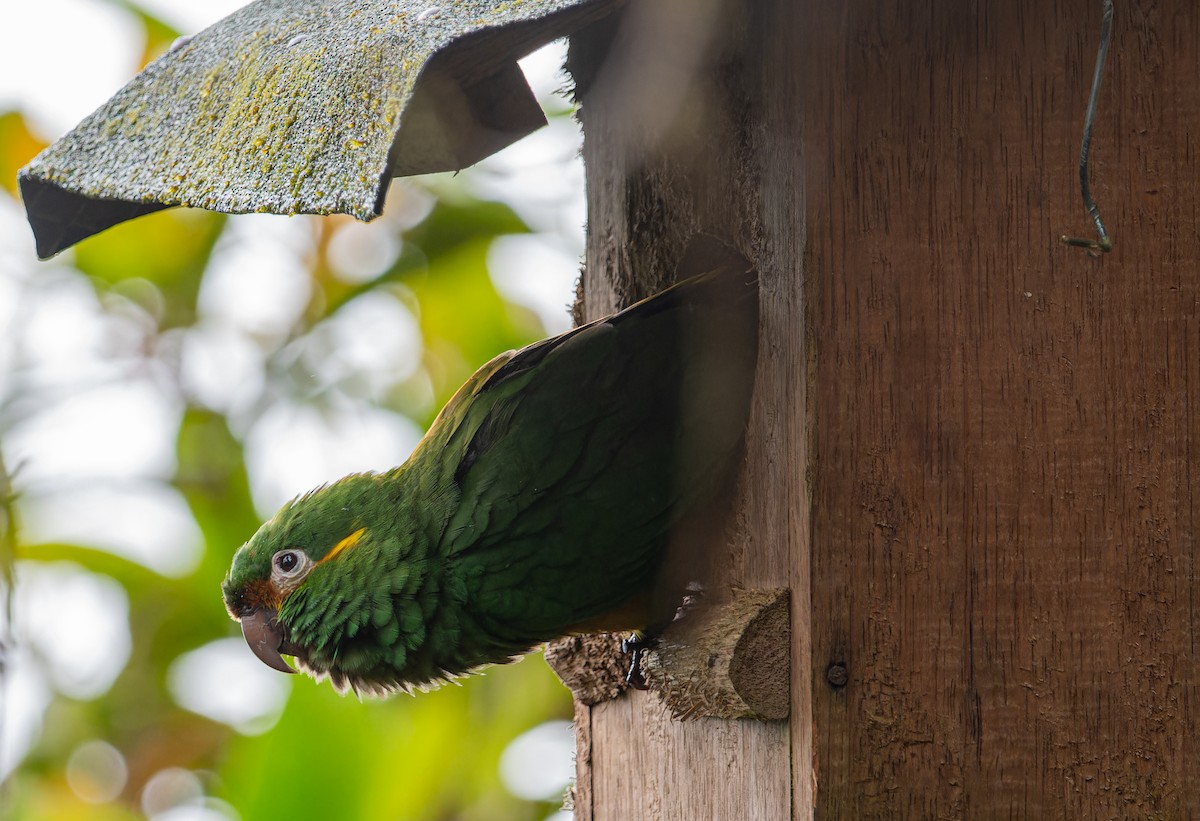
[425,259,759,662]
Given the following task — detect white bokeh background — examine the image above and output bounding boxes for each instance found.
[0,2,583,818]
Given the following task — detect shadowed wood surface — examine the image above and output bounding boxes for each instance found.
[570,0,1200,817]
[805,0,1200,816]
[566,0,803,817]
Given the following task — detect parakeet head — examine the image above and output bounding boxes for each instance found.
[222,473,403,693]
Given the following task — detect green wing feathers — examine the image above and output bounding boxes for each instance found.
[428,262,759,657]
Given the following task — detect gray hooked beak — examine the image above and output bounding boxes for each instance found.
[240,609,297,674]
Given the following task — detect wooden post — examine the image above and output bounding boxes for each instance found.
[567,0,1200,816]
[565,1,803,817]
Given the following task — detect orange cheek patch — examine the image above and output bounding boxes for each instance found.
[241,579,283,612]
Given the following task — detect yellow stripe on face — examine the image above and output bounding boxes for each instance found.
[321,528,366,563]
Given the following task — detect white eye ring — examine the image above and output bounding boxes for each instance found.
[271,549,311,584]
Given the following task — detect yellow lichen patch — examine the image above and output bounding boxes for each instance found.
[321,528,367,563]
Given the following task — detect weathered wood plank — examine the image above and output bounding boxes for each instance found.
[572,0,1200,817]
[805,0,1200,816]
[567,0,803,817]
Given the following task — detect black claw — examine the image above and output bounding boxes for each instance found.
[626,652,649,690]
[620,594,696,690]
[622,633,657,690]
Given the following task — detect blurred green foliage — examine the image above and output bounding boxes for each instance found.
[0,6,577,820]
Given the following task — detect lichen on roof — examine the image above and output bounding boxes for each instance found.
[19,0,619,258]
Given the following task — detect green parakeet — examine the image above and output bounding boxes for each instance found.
[222,259,758,695]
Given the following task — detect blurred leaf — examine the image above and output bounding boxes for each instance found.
[133,9,183,68]
[14,543,167,596]
[325,198,532,317]
[219,654,569,821]
[5,778,141,821]
[0,111,48,198]
[13,542,231,663]
[406,198,530,261]
[404,238,543,414]
[95,0,182,67]
[73,209,225,328]
[1,451,16,602]
[174,406,260,578]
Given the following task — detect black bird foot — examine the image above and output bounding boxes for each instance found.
[622,633,658,690]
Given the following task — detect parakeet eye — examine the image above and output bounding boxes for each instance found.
[271,549,310,583]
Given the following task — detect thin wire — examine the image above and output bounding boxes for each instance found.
[1061,0,1115,253]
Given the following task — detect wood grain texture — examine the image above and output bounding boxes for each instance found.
[804,0,1200,816]
[567,0,804,818]
[642,588,791,721]
[571,0,1200,816]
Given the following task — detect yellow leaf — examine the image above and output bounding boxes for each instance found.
[0,110,48,198]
